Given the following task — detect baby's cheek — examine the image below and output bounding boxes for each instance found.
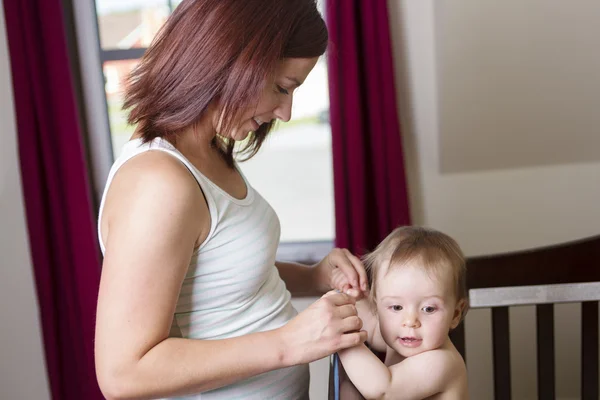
[378,320,398,341]
[429,316,452,341]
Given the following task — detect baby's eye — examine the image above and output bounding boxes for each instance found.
[391,305,403,312]
[422,306,437,314]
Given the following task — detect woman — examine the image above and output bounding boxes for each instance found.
[95,0,369,399]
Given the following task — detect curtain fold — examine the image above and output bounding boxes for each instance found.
[3,0,103,398]
[326,0,411,255]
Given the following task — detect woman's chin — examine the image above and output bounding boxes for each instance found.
[230,130,250,142]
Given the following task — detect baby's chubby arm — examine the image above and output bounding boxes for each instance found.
[384,347,461,400]
[338,343,461,400]
[338,343,392,400]
[338,299,391,399]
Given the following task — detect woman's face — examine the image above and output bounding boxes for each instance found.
[226,57,319,141]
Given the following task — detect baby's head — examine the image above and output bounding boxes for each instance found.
[363,226,468,358]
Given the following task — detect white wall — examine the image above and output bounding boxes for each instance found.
[388,1,600,399]
[390,0,600,258]
[0,2,51,399]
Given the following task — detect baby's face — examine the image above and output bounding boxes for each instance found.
[375,261,463,359]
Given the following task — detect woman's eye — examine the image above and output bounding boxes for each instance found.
[422,306,436,314]
[391,305,402,312]
[276,85,289,95]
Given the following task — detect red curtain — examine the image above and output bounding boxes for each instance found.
[326,0,411,255]
[3,0,103,398]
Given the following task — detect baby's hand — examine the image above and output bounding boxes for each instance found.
[331,268,366,299]
[313,248,369,299]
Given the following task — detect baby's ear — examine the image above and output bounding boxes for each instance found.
[450,299,467,329]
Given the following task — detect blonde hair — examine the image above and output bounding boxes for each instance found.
[363,226,468,320]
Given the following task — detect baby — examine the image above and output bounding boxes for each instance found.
[338,226,469,400]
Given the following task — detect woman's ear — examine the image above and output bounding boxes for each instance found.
[450,299,467,329]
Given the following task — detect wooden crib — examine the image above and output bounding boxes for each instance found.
[329,235,600,400]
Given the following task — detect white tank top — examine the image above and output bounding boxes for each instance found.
[98,137,309,399]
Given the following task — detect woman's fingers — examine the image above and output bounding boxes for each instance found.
[335,304,358,319]
[339,315,363,333]
[321,293,363,333]
[325,291,356,306]
[331,250,360,289]
[330,268,347,290]
[327,248,369,293]
[342,249,369,291]
[331,270,363,299]
[338,330,368,350]
[344,288,361,298]
[281,292,368,364]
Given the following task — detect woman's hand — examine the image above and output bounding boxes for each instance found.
[278,291,368,365]
[312,248,369,299]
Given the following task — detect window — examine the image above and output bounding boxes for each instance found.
[94,0,334,260]
[96,0,171,156]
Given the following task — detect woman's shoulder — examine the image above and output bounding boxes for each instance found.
[103,149,208,226]
[112,149,198,193]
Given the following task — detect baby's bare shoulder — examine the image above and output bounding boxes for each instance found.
[385,347,467,399]
[424,344,465,369]
[393,346,465,378]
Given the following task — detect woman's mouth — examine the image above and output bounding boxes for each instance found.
[252,117,263,130]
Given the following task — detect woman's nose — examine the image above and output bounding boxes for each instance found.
[274,99,292,122]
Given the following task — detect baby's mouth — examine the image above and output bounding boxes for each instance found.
[399,337,423,347]
[401,336,419,342]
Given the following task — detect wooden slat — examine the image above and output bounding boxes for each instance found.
[450,322,466,362]
[463,235,600,399]
[469,282,600,308]
[467,235,600,289]
[581,301,599,400]
[536,304,555,399]
[492,307,511,399]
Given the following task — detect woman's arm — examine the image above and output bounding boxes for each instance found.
[276,248,369,297]
[96,153,366,400]
[274,261,322,296]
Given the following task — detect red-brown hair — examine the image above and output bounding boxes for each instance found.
[123,0,328,166]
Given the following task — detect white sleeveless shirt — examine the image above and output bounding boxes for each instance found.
[98,137,309,399]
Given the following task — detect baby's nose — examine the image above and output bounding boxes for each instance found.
[403,314,420,328]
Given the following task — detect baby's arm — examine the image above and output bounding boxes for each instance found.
[338,344,392,400]
[385,349,460,399]
[339,345,460,400]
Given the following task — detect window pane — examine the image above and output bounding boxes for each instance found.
[96,0,170,50]
[102,60,139,157]
[238,58,335,242]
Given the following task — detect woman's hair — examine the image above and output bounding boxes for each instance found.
[123,0,328,166]
[363,226,469,321]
